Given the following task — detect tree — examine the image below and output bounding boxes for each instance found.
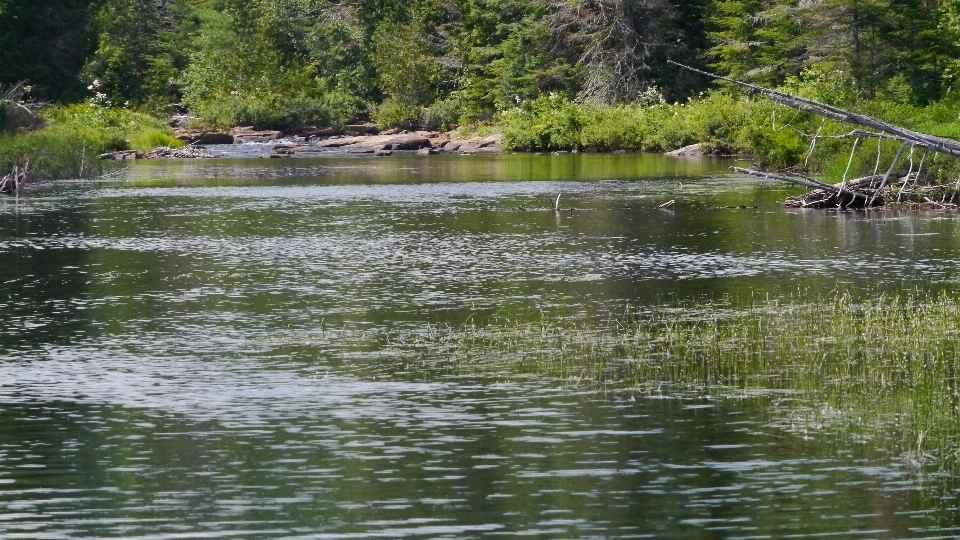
[0,0,102,102]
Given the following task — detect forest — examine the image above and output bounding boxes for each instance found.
[3,0,960,177]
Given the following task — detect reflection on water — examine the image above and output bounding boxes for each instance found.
[1,153,960,537]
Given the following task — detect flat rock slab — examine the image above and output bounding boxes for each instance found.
[319,133,431,150]
[665,143,704,157]
[175,130,235,145]
[231,127,284,142]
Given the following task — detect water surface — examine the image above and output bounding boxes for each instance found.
[2,153,959,538]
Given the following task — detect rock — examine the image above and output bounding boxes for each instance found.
[382,134,431,150]
[440,141,462,152]
[318,136,365,147]
[416,147,438,155]
[379,128,400,136]
[479,144,503,153]
[149,145,222,159]
[175,130,235,145]
[299,126,338,138]
[270,144,302,156]
[99,150,145,160]
[230,126,283,142]
[168,114,196,129]
[344,123,379,136]
[458,143,482,154]
[665,143,703,157]
[375,149,393,156]
[479,134,503,147]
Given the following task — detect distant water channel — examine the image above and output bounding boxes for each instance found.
[3,153,960,538]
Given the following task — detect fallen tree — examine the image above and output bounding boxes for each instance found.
[669,61,960,209]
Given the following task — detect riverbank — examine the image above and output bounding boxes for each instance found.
[6,91,960,184]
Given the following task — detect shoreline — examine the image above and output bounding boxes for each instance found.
[101,125,505,161]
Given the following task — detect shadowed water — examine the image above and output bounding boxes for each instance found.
[1,153,959,538]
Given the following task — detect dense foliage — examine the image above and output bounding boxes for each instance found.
[2,0,960,175]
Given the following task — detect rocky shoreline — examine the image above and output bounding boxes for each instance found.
[100,122,504,161]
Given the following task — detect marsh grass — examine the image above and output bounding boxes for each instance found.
[381,291,960,471]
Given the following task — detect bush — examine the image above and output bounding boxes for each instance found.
[189,91,363,131]
[0,103,181,179]
[498,94,585,151]
[421,94,466,131]
[374,98,421,130]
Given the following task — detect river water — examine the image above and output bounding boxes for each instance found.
[1,153,959,538]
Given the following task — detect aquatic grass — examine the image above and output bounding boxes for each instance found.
[380,291,960,472]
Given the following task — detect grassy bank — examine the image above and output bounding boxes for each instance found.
[0,103,181,180]
[380,290,960,473]
[496,90,960,180]
[6,78,960,185]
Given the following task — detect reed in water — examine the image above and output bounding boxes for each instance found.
[380,290,960,472]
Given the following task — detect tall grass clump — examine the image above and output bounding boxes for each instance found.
[382,290,960,472]
[0,103,182,179]
[495,91,803,168]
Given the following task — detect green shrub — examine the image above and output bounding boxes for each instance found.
[421,94,466,131]
[0,103,180,179]
[374,98,421,130]
[499,94,584,151]
[190,91,363,131]
[579,106,647,150]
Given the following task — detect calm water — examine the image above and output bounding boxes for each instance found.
[2,153,960,538]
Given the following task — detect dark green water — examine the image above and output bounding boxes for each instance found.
[2,153,960,538]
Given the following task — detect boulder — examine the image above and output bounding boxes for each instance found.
[318,136,365,147]
[299,126,338,138]
[231,126,283,142]
[457,143,482,154]
[382,134,431,150]
[479,133,503,147]
[665,143,703,157]
[344,123,379,136]
[175,130,235,145]
[440,141,462,153]
[270,144,301,157]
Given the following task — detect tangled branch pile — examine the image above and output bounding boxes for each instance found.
[782,174,960,209]
[0,159,29,194]
[672,62,960,210]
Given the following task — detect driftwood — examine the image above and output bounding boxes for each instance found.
[0,159,29,194]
